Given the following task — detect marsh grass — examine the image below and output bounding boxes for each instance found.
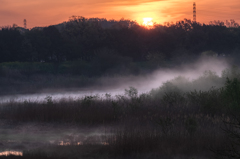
[1,69,240,158]
[0,96,116,124]
[108,128,225,158]
[0,92,230,158]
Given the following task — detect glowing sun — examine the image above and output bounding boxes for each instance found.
[143,18,153,27]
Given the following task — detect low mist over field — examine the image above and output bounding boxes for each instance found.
[98,56,229,91]
[0,56,230,103]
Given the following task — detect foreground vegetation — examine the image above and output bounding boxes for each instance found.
[0,67,240,158]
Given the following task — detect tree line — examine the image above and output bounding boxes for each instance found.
[0,17,240,65]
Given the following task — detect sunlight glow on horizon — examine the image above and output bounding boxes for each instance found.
[143,18,153,27]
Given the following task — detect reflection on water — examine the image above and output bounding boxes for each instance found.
[0,151,23,156]
[59,141,83,146]
[0,125,112,154]
[102,142,109,145]
[58,141,109,146]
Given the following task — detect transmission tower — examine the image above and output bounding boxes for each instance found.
[23,19,27,29]
[193,2,196,22]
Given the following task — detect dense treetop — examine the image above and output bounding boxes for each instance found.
[0,17,240,75]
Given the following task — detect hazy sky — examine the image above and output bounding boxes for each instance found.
[1,0,240,28]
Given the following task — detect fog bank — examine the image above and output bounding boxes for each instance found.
[0,57,230,103]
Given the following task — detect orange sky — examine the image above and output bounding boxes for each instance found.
[1,0,240,28]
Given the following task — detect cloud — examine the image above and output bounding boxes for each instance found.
[0,0,240,28]
[0,0,6,5]
[89,0,167,6]
[0,10,18,17]
[111,0,167,5]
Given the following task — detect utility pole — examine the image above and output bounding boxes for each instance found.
[193,2,196,22]
[23,19,27,29]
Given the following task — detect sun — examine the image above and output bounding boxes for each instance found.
[143,18,153,27]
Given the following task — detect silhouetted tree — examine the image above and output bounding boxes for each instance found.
[1,17,240,76]
[0,27,24,62]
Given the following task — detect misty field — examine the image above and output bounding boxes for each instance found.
[0,66,240,159]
